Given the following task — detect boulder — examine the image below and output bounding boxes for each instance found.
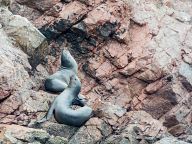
[0,7,48,68]
[154,137,190,144]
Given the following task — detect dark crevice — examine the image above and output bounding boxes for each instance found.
[0,91,12,103]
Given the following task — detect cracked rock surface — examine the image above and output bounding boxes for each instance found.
[0,0,192,143]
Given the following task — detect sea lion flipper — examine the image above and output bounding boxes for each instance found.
[72,97,85,107]
[72,94,86,106]
[36,99,57,123]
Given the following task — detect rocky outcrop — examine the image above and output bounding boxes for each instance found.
[0,6,48,68]
[0,124,67,144]
[0,0,192,143]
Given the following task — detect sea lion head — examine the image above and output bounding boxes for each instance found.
[61,49,73,68]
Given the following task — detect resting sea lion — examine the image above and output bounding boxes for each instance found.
[44,49,85,105]
[44,49,78,92]
[37,75,93,127]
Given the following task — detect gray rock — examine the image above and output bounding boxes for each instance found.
[154,137,190,144]
[69,118,111,144]
[0,7,48,68]
[39,122,78,140]
[0,0,10,7]
[46,136,68,144]
[179,62,192,87]
[174,11,191,22]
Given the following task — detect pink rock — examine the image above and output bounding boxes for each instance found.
[59,1,88,24]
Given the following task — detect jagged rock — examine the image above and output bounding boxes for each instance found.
[31,64,49,90]
[174,11,191,22]
[101,135,133,144]
[46,136,68,144]
[179,62,192,90]
[0,28,33,101]
[15,0,60,12]
[37,122,78,140]
[0,0,10,6]
[93,101,127,126]
[19,90,56,113]
[0,124,68,144]
[118,111,168,139]
[154,137,190,144]
[104,41,129,68]
[0,124,50,143]
[10,1,42,22]
[59,1,87,24]
[168,124,187,137]
[0,7,48,68]
[69,118,112,144]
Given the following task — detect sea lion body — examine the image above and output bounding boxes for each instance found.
[44,49,86,105]
[44,69,75,92]
[38,75,93,127]
[54,91,92,127]
[45,49,78,92]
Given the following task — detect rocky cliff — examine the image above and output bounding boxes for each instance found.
[0,0,192,143]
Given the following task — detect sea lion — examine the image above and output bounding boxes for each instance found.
[44,49,85,105]
[37,75,93,127]
[44,49,78,92]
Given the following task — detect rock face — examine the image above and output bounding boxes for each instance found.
[0,6,48,68]
[0,124,67,144]
[0,0,192,143]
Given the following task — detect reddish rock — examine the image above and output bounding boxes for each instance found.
[104,41,129,68]
[15,0,60,12]
[168,124,186,137]
[145,80,164,94]
[59,1,88,24]
[142,96,173,119]
[95,60,116,79]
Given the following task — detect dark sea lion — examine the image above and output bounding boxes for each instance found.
[37,75,93,127]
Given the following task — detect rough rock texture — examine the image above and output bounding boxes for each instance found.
[0,6,48,68]
[0,124,67,144]
[0,0,192,143]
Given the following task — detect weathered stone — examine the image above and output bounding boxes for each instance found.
[154,137,190,144]
[0,0,10,7]
[38,122,78,140]
[0,7,48,68]
[119,111,168,138]
[174,11,191,22]
[59,1,87,24]
[15,0,60,12]
[179,62,192,90]
[46,136,68,144]
[10,1,42,22]
[0,27,32,100]
[69,118,111,144]
[101,135,131,144]
[168,124,186,137]
[0,124,50,143]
